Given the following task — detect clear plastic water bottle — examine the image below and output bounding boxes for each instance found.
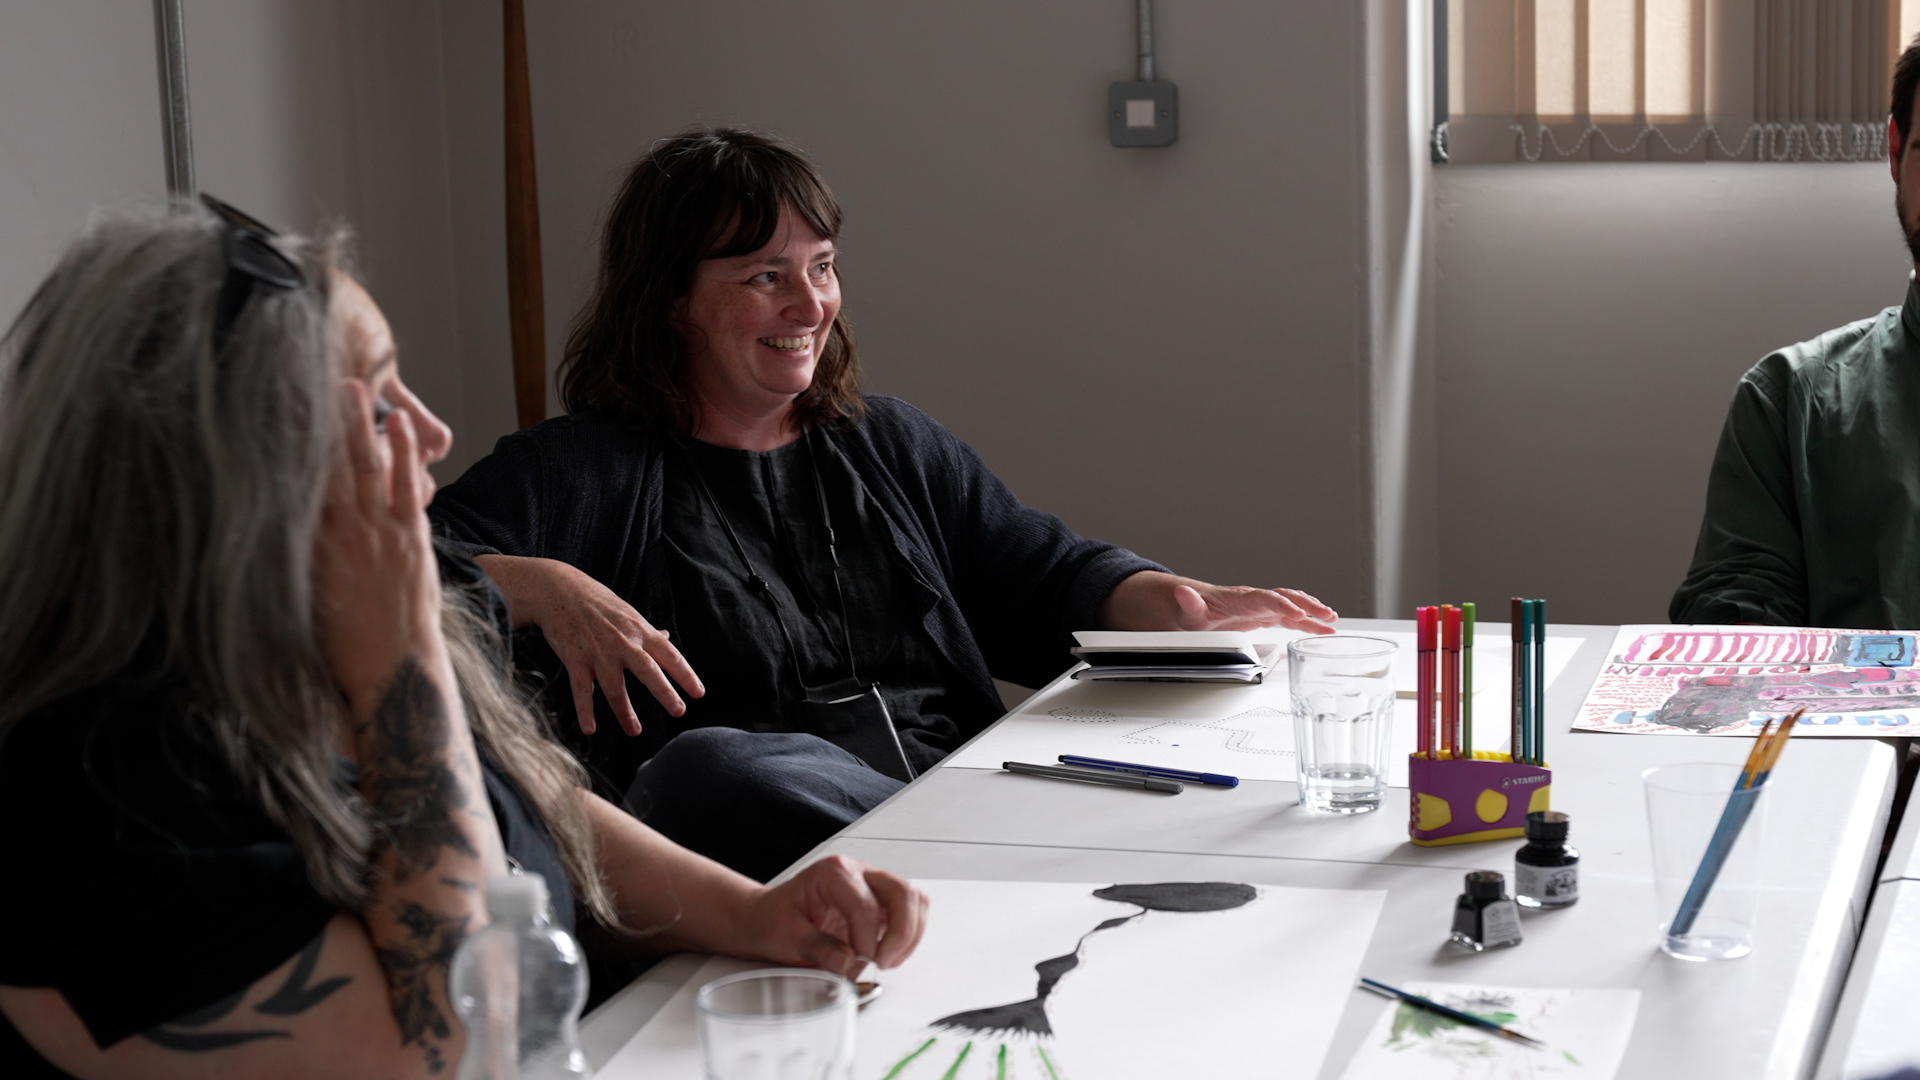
[451,873,590,1080]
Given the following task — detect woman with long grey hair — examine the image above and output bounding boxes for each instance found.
[0,202,925,1080]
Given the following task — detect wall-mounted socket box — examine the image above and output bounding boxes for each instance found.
[1108,80,1177,147]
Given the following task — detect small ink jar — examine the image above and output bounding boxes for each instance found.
[1450,870,1523,951]
[1514,810,1579,909]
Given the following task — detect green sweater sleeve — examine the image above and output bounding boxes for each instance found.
[1669,361,1809,625]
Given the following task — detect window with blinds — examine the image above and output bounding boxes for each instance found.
[1443,1,1920,162]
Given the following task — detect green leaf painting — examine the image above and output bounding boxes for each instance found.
[1386,1002,1519,1050]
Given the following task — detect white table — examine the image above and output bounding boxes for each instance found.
[584,620,1898,1079]
[1817,750,1920,1080]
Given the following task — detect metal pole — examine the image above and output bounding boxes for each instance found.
[1137,0,1155,81]
[504,0,547,429]
[153,0,195,198]
[1431,0,1450,163]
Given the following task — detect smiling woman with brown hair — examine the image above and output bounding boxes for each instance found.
[0,200,924,1080]
[431,126,1339,886]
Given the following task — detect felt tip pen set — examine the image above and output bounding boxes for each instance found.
[1408,598,1553,847]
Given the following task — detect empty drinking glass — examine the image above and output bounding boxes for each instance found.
[1289,636,1398,814]
[696,969,856,1080]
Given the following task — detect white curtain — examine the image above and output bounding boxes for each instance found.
[1445,0,1898,162]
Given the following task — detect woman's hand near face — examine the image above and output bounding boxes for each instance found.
[314,381,446,703]
[316,280,505,1077]
[1098,570,1339,635]
[474,554,705,735]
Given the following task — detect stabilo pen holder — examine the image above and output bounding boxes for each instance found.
[1408,752,1551,846]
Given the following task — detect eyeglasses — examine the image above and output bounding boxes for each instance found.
[201,194,304,354]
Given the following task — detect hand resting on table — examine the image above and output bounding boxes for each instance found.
[1098,570,1338,635]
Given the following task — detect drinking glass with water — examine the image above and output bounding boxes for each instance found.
[1288,636,1398,814]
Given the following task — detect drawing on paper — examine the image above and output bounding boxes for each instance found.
[1575,625,1920,736]
[1384,988,1525,1065]
[1117,706,1294,757]
[1048,707,1119,722]
[1339,982,1641,1080]
[883,883,1258,1078]
[1046,705,1295,757]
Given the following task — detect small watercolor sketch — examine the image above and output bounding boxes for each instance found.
[1339,983,1640,1080]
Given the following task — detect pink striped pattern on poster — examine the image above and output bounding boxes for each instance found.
[1616,630,1839,665]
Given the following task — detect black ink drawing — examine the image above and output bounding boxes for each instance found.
[879,883,1258,1078]
[932,882,1256,1037]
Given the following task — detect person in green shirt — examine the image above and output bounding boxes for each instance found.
[1672,37,1920,629]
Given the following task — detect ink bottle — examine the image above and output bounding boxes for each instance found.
[1450,870,1523,951]
[1514,810,1579,909]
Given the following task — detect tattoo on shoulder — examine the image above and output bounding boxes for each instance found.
[375,900,471,1075]
[254,931,353,1015]
[363,657,477,882]
[140,930,351,1052]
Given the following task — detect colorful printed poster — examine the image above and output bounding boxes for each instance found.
[1574,624,1920,735]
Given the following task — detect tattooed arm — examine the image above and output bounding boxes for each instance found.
[1,914,461,1079]
[323,365,506,1074]
[2,328,504,1078]
[347,652,504,1077]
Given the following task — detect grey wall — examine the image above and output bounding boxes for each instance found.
[0,2,479,483]
[1433,163,1908,624]
[0,5,164,329]
[461,0,1378,611]
[187,0,474,482]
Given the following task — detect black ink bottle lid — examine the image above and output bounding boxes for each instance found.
[1450,870,1523,951]
[1514,811,1579,910]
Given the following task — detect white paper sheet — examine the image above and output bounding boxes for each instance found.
[945,634,1583,785]
[1574,624,1920,736]
[599,879,1386,1080]
[1339,982,1640,1080]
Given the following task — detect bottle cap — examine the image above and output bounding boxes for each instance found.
[1526,810,1570,841]
[1464,870,1506,900]
[485,872,549,922]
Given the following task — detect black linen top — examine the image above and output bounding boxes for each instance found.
[430,395,1164,802]
[665,434,967,773]
[0,688,571,1079]
[0,547,572,1079]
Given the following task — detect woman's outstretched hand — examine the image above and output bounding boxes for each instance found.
[473,554,704,736]
[1098,570,1338,635]
[739,856,930,977]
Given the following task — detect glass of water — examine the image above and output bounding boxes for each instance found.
[1289,636,1398,814]
[696,969,856,1080]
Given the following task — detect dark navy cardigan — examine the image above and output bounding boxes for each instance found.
[430,395,1162,797]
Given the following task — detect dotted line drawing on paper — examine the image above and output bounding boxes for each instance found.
[1048,708,1119,723]
[1116,706,1294,757]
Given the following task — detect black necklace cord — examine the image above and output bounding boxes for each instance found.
[804,428,861,683]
